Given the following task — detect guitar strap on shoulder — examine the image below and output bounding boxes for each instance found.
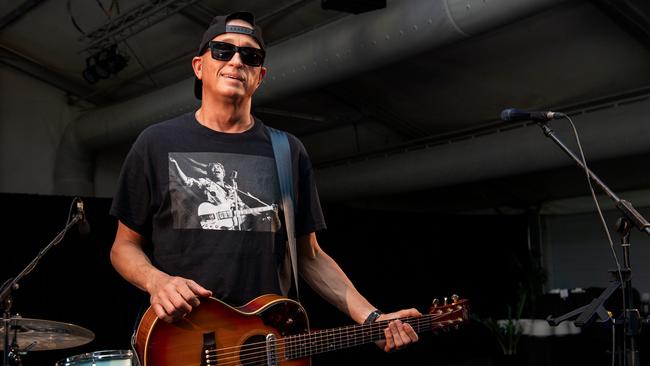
[266,126,300,301]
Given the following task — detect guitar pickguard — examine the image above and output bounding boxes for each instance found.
[257,299,309,337]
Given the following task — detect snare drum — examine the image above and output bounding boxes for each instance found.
[56,350,133,366]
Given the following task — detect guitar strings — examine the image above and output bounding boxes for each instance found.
[210,311,460,358]
[201,312,465,365]
[208,316,458,366]
[207,312,447,357]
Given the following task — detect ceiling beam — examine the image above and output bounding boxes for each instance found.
[254,107,327,122]
[79,0,202,54]
[73,48,196,106]
[0,45,111,105]
[323,87,428,139]
[178,3,213,27]
[591,0,650,48]
[0,0,46,30]
[258,0,313,24]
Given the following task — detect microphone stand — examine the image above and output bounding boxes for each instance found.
[539,121,649,366]
[0,205,83,366]
[230,171,241,230]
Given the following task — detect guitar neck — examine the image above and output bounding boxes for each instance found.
[283,314,437,360]
[235,205,274,215]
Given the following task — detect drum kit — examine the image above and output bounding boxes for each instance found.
[0,317,133,365]
[1,198,134,365]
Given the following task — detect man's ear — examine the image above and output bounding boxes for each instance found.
[192,56,203,80]
[257,66,267,87]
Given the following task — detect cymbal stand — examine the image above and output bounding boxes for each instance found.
[537,121,649,366]
[0,199,84,366]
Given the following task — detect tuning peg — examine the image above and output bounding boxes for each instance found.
[451,294,459,303]
[444,297,448,306]
[431,298,439,308]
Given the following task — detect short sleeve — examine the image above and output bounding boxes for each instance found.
[110,136,153,238]
[292,137,327,236]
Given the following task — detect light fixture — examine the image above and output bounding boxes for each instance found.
[82,45,128,84]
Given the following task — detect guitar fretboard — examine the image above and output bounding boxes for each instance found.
[282,312,459,360]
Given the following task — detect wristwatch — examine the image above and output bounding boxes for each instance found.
[364,309,383,324]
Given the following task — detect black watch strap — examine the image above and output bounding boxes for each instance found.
[364,309,383,324]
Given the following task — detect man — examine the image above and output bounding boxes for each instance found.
[169,156,275,231]
[110,11,419,353]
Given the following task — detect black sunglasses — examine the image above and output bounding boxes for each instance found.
[208,41,265,67]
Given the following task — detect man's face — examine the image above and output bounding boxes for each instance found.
[210,164,225,179]
[194,19,266,102]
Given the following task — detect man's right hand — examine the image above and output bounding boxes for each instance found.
[148,273,213,323]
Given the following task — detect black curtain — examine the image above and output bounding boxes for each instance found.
[1,193,533,365]
[0,194,143,365]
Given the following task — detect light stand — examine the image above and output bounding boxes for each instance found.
[0,199,84,366]
[539,121,649,366]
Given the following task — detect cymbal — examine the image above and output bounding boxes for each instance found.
[0,318,94,351]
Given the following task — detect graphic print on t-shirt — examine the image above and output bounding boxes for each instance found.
[168,152,280,232]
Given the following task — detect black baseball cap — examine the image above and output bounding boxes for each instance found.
[194,12,265,100]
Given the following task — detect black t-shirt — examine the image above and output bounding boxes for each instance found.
[110,112,326,306]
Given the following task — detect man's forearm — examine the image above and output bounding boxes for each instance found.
[297,234,376,324]
[110,241,163,293]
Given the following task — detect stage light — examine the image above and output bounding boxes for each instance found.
[82,58,99,84]
[321,0,386,14]
[82,45,128,84]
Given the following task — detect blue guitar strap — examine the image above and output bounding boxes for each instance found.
[266,126,300,301]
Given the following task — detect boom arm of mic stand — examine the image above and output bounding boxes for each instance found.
[0,213,83,306]
[1,213,82,366]
[538,122,650,237]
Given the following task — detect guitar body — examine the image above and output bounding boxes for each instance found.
[135,294,310,366]
[198,201,239,230]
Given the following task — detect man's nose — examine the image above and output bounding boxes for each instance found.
[228,51,244,67]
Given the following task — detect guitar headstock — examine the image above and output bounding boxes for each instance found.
[428,294,469,332]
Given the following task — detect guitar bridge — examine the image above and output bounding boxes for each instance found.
[265,333,278,366]
[201,332,216,366]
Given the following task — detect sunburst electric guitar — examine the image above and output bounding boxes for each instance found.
[134,294,469,366]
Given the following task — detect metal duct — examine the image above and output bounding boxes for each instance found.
[54,0,566,195]
[315,96,650,201]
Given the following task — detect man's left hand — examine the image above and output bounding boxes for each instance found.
[376,308,422,352]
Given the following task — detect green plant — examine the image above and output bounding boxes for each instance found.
[512,251,547,317]
[473,292,527,355]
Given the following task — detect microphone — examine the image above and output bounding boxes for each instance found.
[76,198,91,235]
[500,108,566,122]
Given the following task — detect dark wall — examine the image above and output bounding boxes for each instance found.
[2,193,616,366]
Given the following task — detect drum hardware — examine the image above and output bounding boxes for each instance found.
[0,317,94,352]
[55,350,133,366]
[1,197,89,366]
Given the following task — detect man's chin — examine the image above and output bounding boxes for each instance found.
[214,86,247,100]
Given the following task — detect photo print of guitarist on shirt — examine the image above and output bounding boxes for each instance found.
[168,152,280,232]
